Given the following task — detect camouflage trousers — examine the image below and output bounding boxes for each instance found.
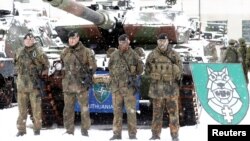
[16,89,42,133]
[151,96,180,138]
[63,91,90,133]
[242,63,249,84]
[112,88,137,136]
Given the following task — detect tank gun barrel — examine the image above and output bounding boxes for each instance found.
[43,0,116,30]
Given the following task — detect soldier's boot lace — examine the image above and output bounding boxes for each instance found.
[34,130,40,135]
[129,134,137,140]
[81,129,88,137]
[149,134,160,140]
[110,134,122,140]
[16,132,26,137]
[172,137,179,141]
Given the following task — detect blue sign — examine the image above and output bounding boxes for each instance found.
[191,63,249,124]
[75,71,140,113]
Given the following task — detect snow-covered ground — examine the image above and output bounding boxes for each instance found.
[0,94,249,141]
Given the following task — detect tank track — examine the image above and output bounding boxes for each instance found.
[0,76,16,109]
[28,74,64,128]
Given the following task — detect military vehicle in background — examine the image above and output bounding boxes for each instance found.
[0,0,19,108]
[38,0,200,127]
[0,0,67,127]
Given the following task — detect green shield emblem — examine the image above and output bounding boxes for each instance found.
[191,63,249,124]
[93,83,111,104]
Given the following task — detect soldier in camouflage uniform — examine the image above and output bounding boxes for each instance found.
[221,39,239,63]
[145,33,182,141]
[60,31,97,136]
[108,34,144,140]
[106,47,117,58]
[238,38,248,84]
[204,42,218,63]
[15,33,49,137]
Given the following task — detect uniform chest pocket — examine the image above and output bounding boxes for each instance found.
[162,74,173,81]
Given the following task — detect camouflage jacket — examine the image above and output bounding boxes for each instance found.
[238,45,247,64]
[108,47,144,93]
[222,46,239,63]
[14,44,49,92]
[204,43,218,62]
[60,42,97,92]
[145,47,182,98]
[246,47,250,69]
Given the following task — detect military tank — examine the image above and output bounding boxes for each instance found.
[36,0,199,127]
[0,0,68,127]
[0,2,19,108]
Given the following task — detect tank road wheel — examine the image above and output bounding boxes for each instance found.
[50,86,64,127]
[0,75,15,109]
[29,72,65,127]
[179,74,197,126]
[47,73,64,127]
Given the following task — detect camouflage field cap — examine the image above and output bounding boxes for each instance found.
[68,30,79,38]
[158,33,168,40]
[23,33,34,40]
[228,39,236,45]
[238,38,246,45]
[118,34,128,41]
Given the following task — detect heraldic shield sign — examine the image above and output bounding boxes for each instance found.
[191,63,249,124]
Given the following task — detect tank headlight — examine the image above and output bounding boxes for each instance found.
[55,62,62,70]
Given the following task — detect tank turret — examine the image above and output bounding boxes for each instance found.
[43,0,192,52]
[44,0,116,30]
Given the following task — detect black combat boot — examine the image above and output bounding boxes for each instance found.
[149,134,160,140]
[172,137,179,141]
[81,129,88,137]
[129,134,137,140]
[110,134,122,140]
[65,131,74,135]
[34,130,40,135]
[16,132,26,137]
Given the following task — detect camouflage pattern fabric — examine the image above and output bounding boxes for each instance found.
[60,41,97,92]
[106,47,117,58]
[112,89,137,136]
[222,45,239,63]
[238,43,248,83]
[145,46,182,139]
[219,46,227,62]
[63,91,90,133]
[60,41,96,133]
[246,47,250,71]
[145,47,182,98]
[204,43,218,63]
[14,44,49,133]
[133,47,145,59]
[108,47,143,136]
[151,96,179,138]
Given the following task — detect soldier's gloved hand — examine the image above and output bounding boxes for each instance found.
[41,69,48,78]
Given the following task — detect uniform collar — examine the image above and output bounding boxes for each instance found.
[69,41,83,51]
[24,44,36,52]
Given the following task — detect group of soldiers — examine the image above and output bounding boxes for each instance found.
[14,31,182,141]
[220,37,249,84]
[13,28,250,140]
[204,37,249,84]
